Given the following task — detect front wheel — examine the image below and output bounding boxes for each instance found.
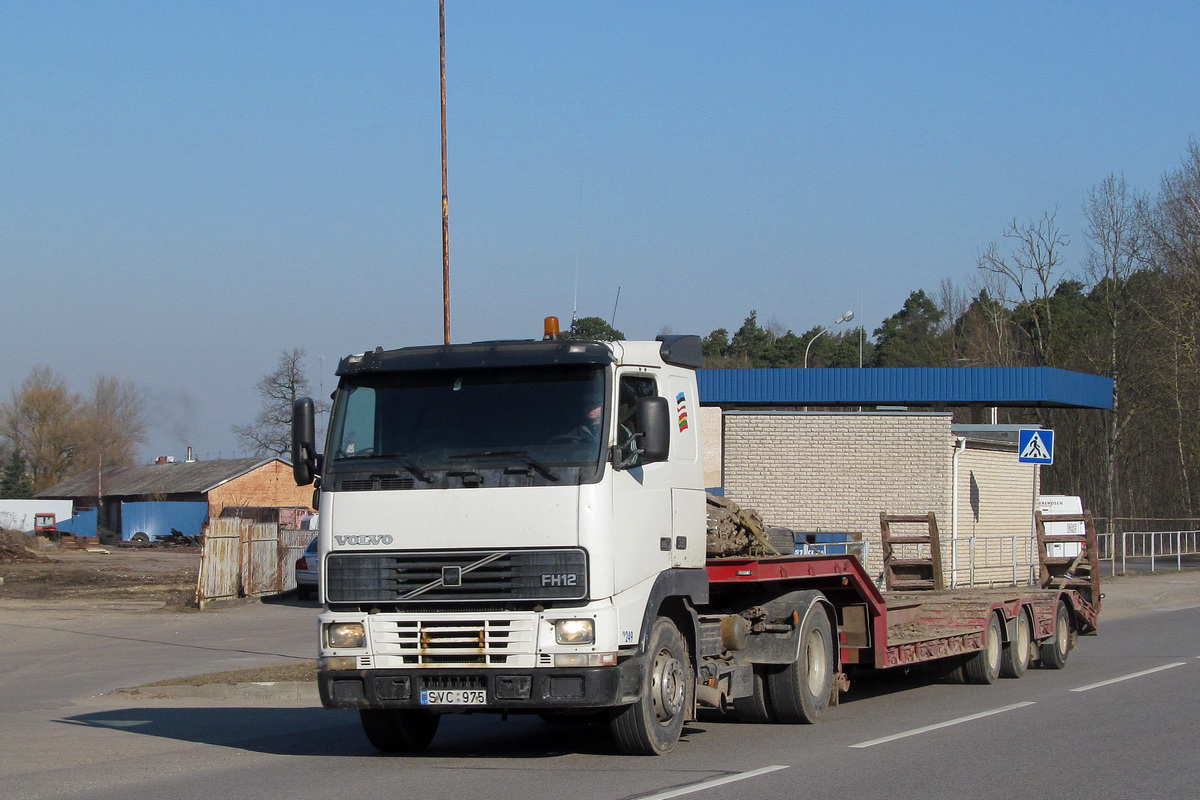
[610,617,692,755]
[766,605,835,723]
[359,709,440,753]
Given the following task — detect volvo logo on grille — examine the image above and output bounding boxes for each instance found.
[442,566,462,586]
[334,534,394,546]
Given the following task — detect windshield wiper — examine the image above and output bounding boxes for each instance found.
[448,450,560,482]
[347,452,433,483]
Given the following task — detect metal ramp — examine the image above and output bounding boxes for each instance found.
[1036,510,1100,607]
[879,512,944,591]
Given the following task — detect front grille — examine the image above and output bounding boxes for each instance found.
[421,675,486,690]
[327,548,588,605]
[339,475,416,491]
[371,617,536,666]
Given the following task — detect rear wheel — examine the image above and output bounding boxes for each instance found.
[964,613,1003,685]
[733,665,776,724]
[610,617,692,755]
[1000,611,1032,678]
[766,606,835,723]
[1038,600,1072,670]
[359,709,440,753]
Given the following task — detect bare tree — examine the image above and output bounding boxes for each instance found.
[1083,174,1150,530]
[1150,141,1200,517]
[78,376,147,471]
[1,367,82,493]
[233,349,322,459]
[977,208,1070,365]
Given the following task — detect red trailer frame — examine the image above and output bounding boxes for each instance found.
[707,553,1099,671]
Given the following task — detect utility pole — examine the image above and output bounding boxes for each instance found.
[440,0,451,344]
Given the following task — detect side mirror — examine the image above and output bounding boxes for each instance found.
[292,397,317,486]
[635,396,671,464]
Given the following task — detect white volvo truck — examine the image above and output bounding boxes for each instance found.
[291,319,1099,755]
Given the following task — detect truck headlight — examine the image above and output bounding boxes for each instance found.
[326,622,366,648]
[554,618,595,645]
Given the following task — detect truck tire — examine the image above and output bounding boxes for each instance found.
[733,666,776,724]
[1038,600,1071,670]
[130,532,150,543]
[765,606,834,724]
[1000,610,1032,678]
[359,709,440,753]
[610,616,691,755]
[963,613,1003,685]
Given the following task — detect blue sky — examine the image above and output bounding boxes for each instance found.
[3,2,1198,462]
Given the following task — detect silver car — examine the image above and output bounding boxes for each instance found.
[294,537,319,600]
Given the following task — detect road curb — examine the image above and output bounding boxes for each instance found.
[117,681,320,702]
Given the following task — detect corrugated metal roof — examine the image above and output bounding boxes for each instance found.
[698,367,1113,409]
[37,457,283,499]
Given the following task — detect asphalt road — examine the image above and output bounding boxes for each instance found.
[1,576,1197,800]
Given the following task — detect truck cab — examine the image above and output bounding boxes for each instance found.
[292,322,708,754]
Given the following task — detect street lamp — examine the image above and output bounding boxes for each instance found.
[804,310,854,368]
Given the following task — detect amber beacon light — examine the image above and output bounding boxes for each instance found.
[543,316,561,340]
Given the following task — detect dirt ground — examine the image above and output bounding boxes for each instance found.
[0,530,201,608]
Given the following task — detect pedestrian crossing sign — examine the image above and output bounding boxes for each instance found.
[1018,429,1054,464]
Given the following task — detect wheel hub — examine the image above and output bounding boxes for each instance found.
[651,649,685,722]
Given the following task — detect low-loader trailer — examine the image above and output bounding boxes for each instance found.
[291,319,1099,755]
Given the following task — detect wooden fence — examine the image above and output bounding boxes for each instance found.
[196,517,312,608]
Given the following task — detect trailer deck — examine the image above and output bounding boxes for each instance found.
[707,554,1099,671]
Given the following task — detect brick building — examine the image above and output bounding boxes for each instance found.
[697,366,1114,589]
[703,410,1035,586]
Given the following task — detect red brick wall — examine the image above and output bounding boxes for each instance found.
[207,461,315,517]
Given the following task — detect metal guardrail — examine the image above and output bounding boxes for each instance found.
[1120,530,1200,573]
[923,528,1200,586]
[948,536,1040,588]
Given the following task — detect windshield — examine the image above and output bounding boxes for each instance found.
[326,364,607,474]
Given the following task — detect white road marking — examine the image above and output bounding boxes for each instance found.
[1070,662,1187,692]
[635,765,789,800]
[849,701,1037,749]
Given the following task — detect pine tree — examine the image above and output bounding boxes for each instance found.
[0,450,33,499]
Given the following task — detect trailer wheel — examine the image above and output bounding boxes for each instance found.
[766,606,834,724]
[610,616,691,755]
[733,666,776,724]
[1038,600,1071,670]
[1000,611,1032,678]
[964,613,1003,685]
[359,709,440,753]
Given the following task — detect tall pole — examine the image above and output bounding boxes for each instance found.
[440,0,451,344]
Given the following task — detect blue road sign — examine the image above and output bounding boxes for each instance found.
[1018,429,1054,464]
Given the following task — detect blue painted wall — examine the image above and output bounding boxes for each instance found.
[121,501,209,541]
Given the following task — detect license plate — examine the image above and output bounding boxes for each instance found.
[420,689,487,706]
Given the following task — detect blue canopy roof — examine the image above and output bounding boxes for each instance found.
[698,367,1113,410]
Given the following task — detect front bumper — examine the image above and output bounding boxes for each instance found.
[320,657,646,713]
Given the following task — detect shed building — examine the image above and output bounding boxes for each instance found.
[38,458,314,544]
